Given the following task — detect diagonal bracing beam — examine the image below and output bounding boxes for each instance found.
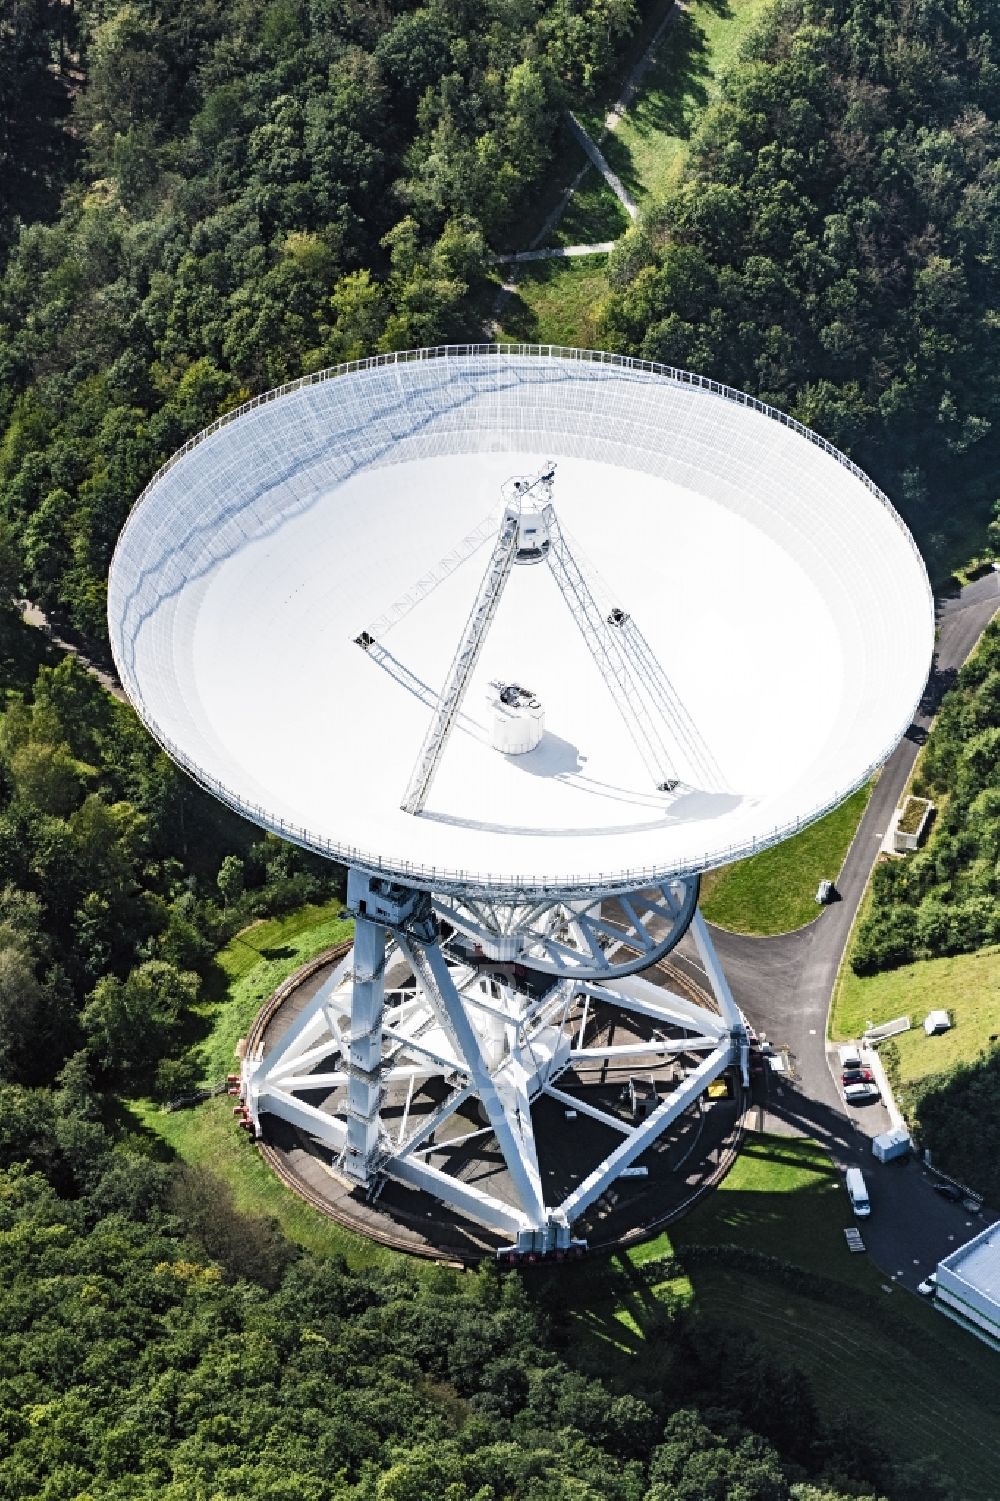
[399,933,547,1226]
[400,508,520,815]
[542,504,678,788]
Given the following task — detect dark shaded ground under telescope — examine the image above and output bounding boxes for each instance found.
[248,950,743,1262]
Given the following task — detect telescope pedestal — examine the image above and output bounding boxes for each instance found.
[243,868,747,1256]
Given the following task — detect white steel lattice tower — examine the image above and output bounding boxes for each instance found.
[108,346,934,1256]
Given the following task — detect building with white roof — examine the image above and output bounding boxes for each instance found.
[935,1220,1000,1350]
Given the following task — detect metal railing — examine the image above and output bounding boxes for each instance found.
[111,344,932,586]
[108,693,916,897]
[108,345,934,900]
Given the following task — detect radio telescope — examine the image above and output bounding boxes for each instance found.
[109,346,933,1258]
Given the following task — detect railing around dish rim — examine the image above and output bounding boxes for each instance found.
[119,343,929,583]
[110,343,933,897]
[134,704,898,898]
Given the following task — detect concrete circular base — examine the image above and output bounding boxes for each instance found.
[246,945,744,1264]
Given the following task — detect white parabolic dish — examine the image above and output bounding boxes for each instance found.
[108,346,934,899]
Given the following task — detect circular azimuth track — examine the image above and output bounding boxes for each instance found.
[433,876,700,981]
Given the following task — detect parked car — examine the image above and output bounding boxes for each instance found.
[932,1182,963,1201]
[842,1068,875,1085]
[844,1081,880,1105]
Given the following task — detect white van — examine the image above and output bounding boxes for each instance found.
[845,1167,871,1217]
[839,1042,862,1071]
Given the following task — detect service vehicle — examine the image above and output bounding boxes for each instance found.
[844,1081,880,1105]
[838,1042,862,1071]
[872,1128,911,1163]
[815,879,835,904]
[845,1167,871,1217]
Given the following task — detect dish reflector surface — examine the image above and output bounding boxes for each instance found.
[108,348,933,897]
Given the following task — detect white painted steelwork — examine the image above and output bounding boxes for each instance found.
[109,346,934,1255]
[108,346,933,902]
[241,868,741,1253]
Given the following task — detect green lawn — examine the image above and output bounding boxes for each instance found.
[118,901,422,1272]
[568,1133,1000,1500]
[679,1265,1000,1499]
[671,1132,869,1282]
[125,1093,414,1270]
[579,0,777,205]
[197,899,354,1080]
[700,781,872,934]
[621,1133,874,1288]
[496,256,611,348]
[831,942,1000,1079]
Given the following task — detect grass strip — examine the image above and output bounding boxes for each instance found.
[700,782,872,934]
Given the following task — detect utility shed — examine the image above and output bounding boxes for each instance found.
[935,1221,1000,1351]
[924,1009,952,1036]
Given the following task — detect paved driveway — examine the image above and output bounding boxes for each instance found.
[676,571,999,1287]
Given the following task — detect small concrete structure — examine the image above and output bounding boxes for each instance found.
[934,1220,1000,1351]
[924,1009,952,1036]
[893,795,934,852]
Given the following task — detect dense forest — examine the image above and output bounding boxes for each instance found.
[0,637,339,1097]
[0,0,637,638]
[1,0,999,1495]
[599,0,1000,574]
[0,1083,959,1499]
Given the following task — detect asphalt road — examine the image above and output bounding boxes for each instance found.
[676,568,1000,1288]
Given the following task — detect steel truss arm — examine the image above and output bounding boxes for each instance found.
[542,1084,633,1135]
[397,1083,474,1159]
[253,948,355,1080]
[584,974,727,1037]
[542,503,677,788]
[361,510,500,642]
[400,509,520,815]
[391,1152,529,1236]
[573,1038,721,1060]
[618,615,726,791]
[435,875,699,982]
[557,1037,733,1223]
[398,933,546,1226]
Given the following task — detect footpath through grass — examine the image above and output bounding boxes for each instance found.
[580,0,777,206]
[497,0,777,347]
[568,1133,1000,1500]
[122,901,421,1272]
[700,781,872,934]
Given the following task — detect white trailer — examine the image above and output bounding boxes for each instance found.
[872,1127,911,1163]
